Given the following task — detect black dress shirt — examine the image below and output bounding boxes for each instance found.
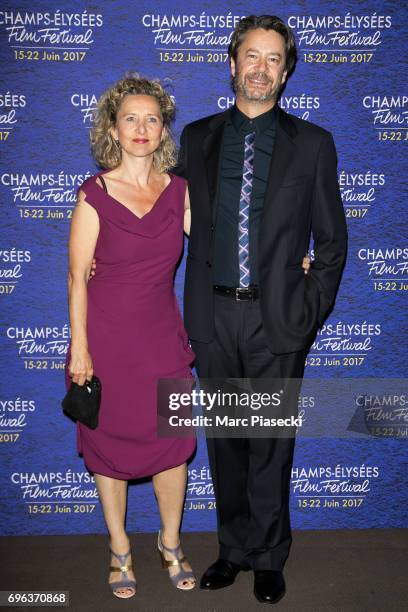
[212,104,278,286]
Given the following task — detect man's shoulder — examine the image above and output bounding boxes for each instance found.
[282,108,333,142]
[182,110,229,135]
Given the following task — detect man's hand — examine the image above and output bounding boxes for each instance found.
[89,258,96,280]
[302,256,311,274]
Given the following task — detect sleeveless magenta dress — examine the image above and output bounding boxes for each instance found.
[64,172,196,479]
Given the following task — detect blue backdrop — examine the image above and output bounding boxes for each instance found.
[1,0,407,535]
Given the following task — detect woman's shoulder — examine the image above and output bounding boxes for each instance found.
[169,173,187,194]
[75,172,107,214]
[78,172,102,195]
[169,172,187,185]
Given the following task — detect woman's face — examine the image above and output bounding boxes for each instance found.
[110,94,165,160]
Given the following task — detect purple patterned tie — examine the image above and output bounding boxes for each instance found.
[238,131,255,287]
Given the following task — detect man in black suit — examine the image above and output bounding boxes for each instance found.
[176,15,348,604]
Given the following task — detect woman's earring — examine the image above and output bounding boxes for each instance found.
[115,139,120,148]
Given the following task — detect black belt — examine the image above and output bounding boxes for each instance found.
[213,285,259,301]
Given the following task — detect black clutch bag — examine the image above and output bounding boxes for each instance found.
[62,375,102,430]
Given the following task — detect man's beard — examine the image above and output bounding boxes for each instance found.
[232,70,277,103]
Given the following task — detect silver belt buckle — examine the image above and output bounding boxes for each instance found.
[235,287,248,301]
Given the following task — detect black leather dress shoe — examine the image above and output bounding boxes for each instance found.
[253,570,286,604]
[200,558,243,590]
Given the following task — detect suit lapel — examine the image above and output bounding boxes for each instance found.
[264,107,297,204]
[203,110,230,222]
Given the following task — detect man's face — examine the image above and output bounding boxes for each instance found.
[230,28,288,104]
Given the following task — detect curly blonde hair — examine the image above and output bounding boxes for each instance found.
[90,74,176,172]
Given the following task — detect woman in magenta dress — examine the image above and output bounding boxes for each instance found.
[65,75,196,597]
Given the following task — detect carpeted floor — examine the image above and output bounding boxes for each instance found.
[1,529,407,611]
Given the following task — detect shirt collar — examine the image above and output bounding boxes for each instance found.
[230,103,278,135]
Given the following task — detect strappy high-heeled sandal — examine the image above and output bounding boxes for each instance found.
[109,548,137,598]
[157,530,196,590]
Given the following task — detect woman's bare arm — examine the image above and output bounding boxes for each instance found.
[67,189,99,384]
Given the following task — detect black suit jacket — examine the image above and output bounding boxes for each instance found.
[174,106,348,354]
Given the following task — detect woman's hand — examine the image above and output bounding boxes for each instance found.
[68,347,94,386]
[302,255,311,274]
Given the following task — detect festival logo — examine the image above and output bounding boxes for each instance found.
[5,324,70,370]
[307,320,383,368]
[141,12,244,64]
[1,9,103,63]
[0,397,36,444]
[297,395,314,429]
[0,92,26,141]
[279,94,320,121]
[357,247,408,292]
[218,94,321,121]
[288,13,392,65]
[339,170,386,221]
[349,392,408,439]
[291,464,380,510]
[0,248,31,297]
[0,171,92,220]
[70,93,98,127]
[363,96,408,142]
[10,470,98,515]
[186,465,214,511]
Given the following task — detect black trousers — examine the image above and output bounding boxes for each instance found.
[191,292,307,571]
